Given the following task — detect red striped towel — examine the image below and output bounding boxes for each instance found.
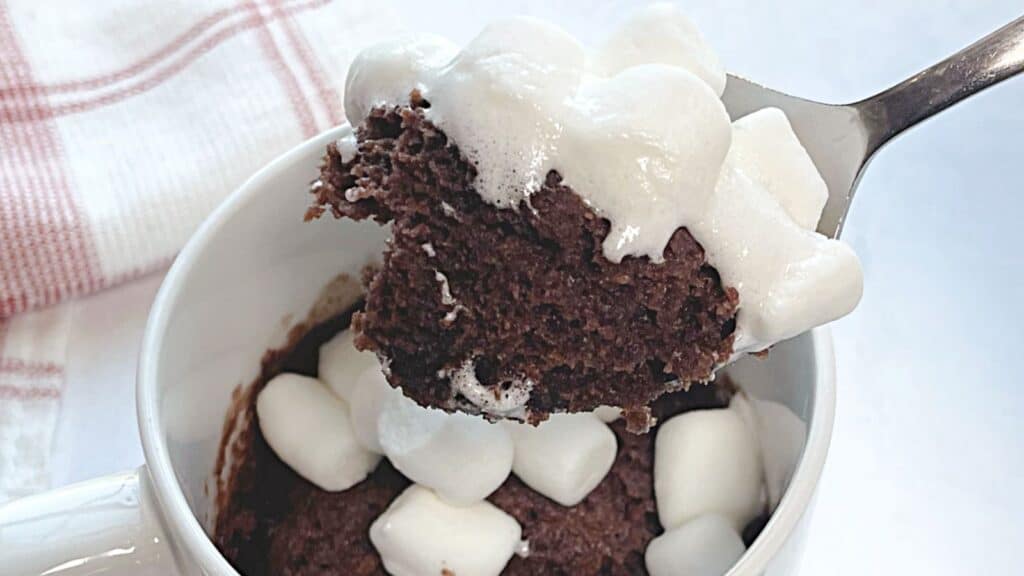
[0,0,399,500]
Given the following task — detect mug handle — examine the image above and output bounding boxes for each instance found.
[0,466,182,575]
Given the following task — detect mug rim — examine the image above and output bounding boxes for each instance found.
[137,128,838,575]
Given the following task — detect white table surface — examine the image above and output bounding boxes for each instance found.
[49,1,1024,574]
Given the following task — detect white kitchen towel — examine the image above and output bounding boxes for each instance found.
[0,305,71,501]
[0,0,400,500]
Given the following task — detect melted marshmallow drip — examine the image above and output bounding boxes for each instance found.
[446,360,533,419]
[344,3,863,354]
[336,123,358,163]
[434,270,467,325]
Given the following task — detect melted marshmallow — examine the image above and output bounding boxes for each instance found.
[698,145,861,351]
[346,12,730,264]
[446,360,534,419]
[344,3,862,355]
[589,2,727,95]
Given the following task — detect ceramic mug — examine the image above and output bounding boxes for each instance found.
[0,126,836,576]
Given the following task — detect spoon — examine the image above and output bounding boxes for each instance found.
[721,15,1024,239]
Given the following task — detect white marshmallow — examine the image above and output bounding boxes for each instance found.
[593,405,622,423]
[379,395,514,505]
[733,395,807,510]
[563,64,731,262]
[506,413,618,506]
[654,407,763,531]
[256,373,380,492]
[344,34,459,126]
[645,514,746,576]
[318,329,380,402]
[370,485,522,576]
[730,108,828,230]
[590,3,726,96]
[347,365,404,454]
[697,154,863,352]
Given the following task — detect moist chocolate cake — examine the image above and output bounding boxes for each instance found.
[309,97,739,431]
[214,308,764,575]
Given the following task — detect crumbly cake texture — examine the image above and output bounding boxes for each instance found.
[309,98,739,431]
[213,310,761,575]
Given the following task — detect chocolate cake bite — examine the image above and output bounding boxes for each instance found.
[308,5,861,429]
[311,102,738,431]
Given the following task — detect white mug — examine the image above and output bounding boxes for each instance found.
[0,126,837,576]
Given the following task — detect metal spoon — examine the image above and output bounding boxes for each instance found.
[721,15,1024,239]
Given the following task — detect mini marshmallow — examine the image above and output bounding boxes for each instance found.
[730,107,828,231]
[654,407,763,531]
[256,373,380,492]
[506,413,617,506]
[591,3,727,96]
[645,514,746,576]
[318,329,381,402]
[370,485,522,576]
[734,395,807,510]
[699,159,863,352]
[593,405,622,423]
[347,365,404,454]
[379,395,514,505]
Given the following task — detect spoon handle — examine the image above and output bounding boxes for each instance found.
[857,15,1024,154]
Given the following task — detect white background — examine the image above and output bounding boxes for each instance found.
[50,1,1024,574]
